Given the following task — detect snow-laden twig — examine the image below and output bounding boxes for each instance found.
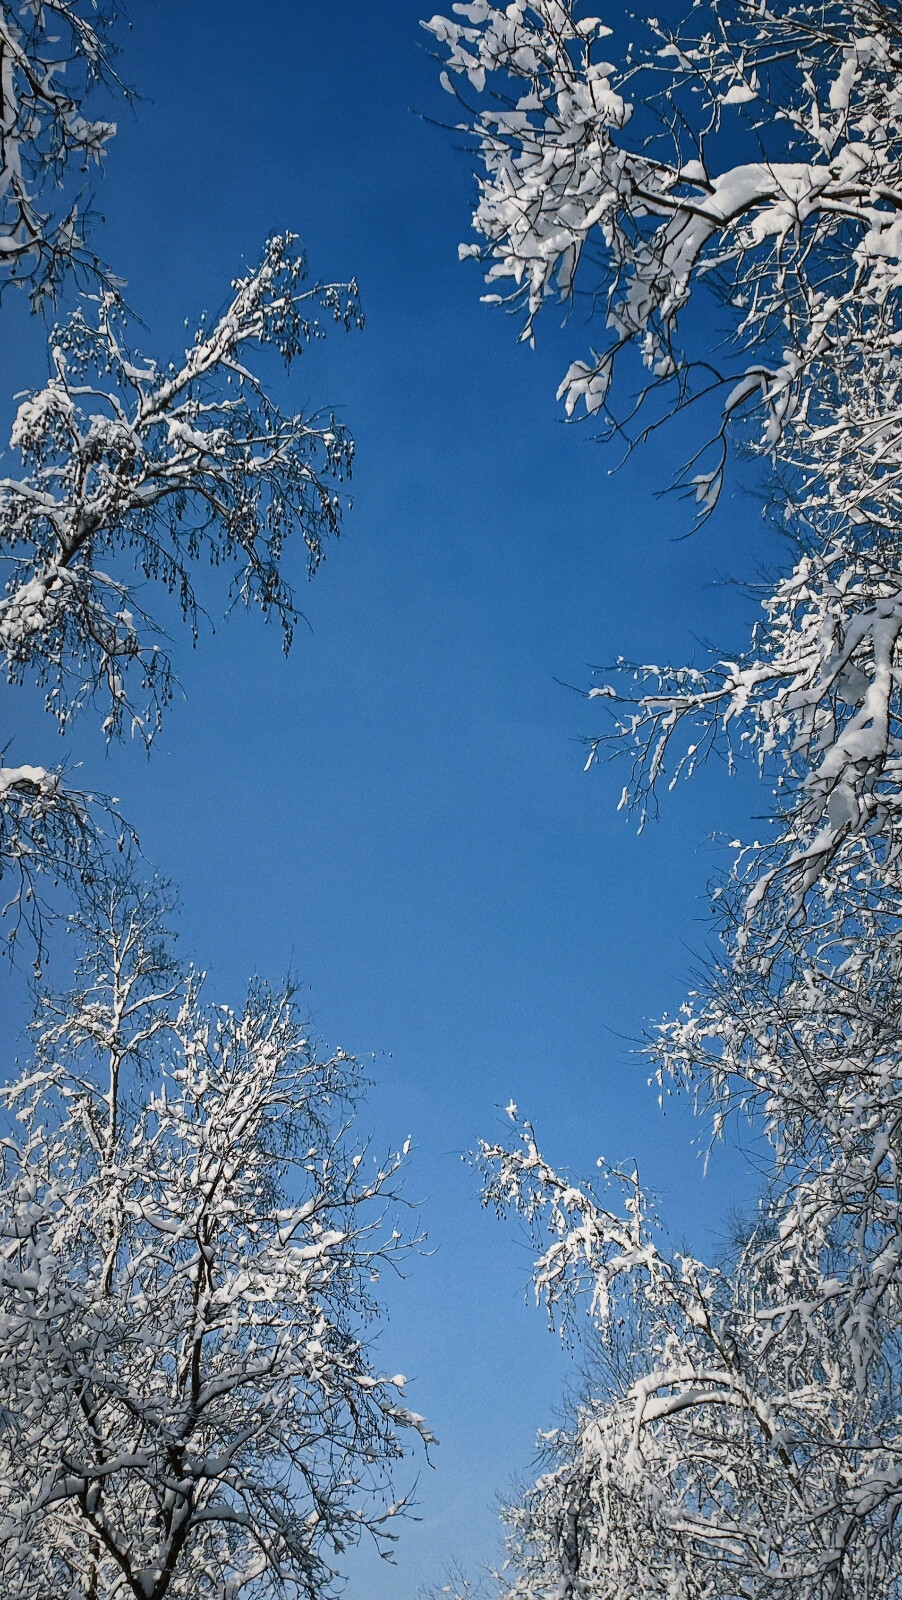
[0,0,119,304]
[1,233,361,741]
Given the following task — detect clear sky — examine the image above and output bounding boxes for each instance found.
[1,3,775,1594]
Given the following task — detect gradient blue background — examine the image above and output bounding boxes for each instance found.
[1,4,774,1593]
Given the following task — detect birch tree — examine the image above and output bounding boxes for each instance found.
[0,880,428,1599]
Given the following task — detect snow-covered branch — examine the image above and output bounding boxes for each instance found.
[1,233,361,742]
[0,233,362,955]
[427,0,902,933]
[426,2,902,449]
[0,0,118,304]
[479,1111,902,1599]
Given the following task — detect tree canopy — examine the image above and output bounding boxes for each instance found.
[425,3,902,1595]
[0,884,428,1599]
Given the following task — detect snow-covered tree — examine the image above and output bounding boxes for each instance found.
[0,234,362,953]
[0,16,426,1597]
[425,0,902,941]
[425,3,902,1596]
[0,0,118,304]
[0,6,367,956]
[0,880,428,1599]
[475,1062,902,1599]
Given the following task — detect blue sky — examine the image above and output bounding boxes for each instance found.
[2,3,776,1593]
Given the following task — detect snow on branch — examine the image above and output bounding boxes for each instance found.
[653,898,902,1391]
[0,233,362,743]
[0,235,362,955]
[426,1,902,457]
[478,1112,717,1332]
[428,1,902,932]
[0,759,130,966]
[479,1110,902,1598]
[581,383,902,942]
[0,0,119,304]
